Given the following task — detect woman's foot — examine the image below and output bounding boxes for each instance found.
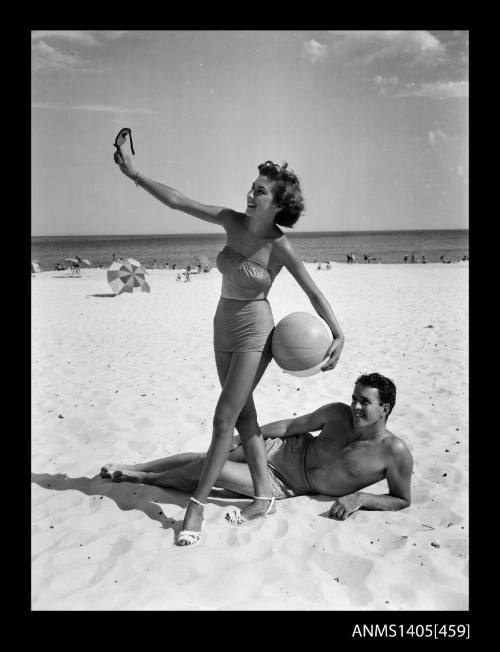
[225,496,276,526]
[239,497,275,520]
[178,498,206,546]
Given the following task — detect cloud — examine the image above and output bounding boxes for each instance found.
[302,39,327,63]
[395,80,468,99]
[31,40,97,72]
[428,129,450,148]
[31,30,131,45]
[373,74,399,94]
[31,102,158,114]
[329,30,447,66]
[31,31,133,72]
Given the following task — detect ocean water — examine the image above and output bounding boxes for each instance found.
[31,229,469,271]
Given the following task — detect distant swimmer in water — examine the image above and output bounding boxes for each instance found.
[113,144,345,546]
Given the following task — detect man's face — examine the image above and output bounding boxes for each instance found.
[350,383,388,427]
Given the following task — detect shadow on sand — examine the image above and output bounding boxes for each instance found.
[31,471,248,535]
[88,293,117,298]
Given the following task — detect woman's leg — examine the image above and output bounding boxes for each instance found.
[215,352,274,519]
[180,351,271,539]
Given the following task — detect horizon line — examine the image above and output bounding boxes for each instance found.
[32,227,470,238]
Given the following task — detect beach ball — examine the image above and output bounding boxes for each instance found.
[272,312,332,377]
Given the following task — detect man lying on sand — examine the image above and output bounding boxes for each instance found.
[101,373,413,520]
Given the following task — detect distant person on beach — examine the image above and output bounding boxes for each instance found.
[411,253,416,264]
[421,256,426,264]
[112,253,116,262]
[351,253,356,264]
[101,373,412,521]
[403,255,408,263]
[346,254,351,264]
[113,148,345,546]
[364,254,368,263]
[71,256,81,276]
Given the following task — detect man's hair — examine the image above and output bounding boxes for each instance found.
[257,160,305,228]
[356,372,397,418]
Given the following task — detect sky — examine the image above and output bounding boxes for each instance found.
[31,30,469,236]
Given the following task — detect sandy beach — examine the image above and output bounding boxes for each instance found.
[31,262,468,611]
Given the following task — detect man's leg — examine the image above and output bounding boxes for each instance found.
[101,452,205,479]
[111,456,255,498]
[101,442,247,479]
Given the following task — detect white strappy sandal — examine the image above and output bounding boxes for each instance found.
[177,497,207,547]
[225,496,276,526]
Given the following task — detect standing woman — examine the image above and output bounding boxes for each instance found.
[113,149,345,546]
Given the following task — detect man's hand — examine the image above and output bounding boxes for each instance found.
[229,434,242,451]
[328,493,362,520]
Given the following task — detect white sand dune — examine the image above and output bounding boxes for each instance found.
[31,262,468,610]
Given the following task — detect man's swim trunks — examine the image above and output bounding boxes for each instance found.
[264,433,316,499]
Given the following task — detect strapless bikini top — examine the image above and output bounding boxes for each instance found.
[216,244,275,293]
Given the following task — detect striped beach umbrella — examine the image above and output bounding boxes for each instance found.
[107,257,150,295]
[195,254,210,267]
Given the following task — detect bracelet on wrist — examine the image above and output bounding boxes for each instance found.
[134,172,140,186]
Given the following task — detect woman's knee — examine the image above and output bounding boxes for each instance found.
[212,407,237,437]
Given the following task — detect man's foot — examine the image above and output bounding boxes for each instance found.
[178,500,205,546]
[100,462,136,478]
[100,463,148,483]
[111,469,149,483]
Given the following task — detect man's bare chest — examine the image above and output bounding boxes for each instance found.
[310,436,386,481]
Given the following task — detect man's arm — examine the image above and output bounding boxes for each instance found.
[230,403,343,450]
[260,403,341,439]
[328,439,413,520]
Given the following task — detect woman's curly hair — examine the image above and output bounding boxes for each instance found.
[257,160,305,228]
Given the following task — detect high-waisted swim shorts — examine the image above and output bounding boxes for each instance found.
[214,297,274,357]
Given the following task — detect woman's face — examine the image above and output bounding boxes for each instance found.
[246,175,278,219]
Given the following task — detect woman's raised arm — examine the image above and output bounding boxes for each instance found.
[114,149,229,226]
